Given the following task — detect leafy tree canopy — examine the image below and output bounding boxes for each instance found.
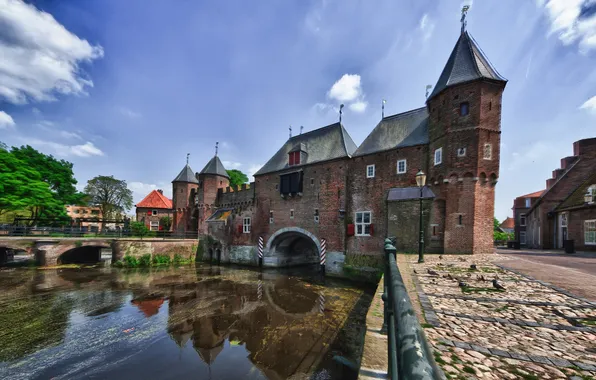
[160,216,172,231]
[84,176,133,226]
[494,217,500,231]
[226,169,249,188]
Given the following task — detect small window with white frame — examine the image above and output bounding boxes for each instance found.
[520,214,526,226]
[152,210,158,216]
[457,147,466,157]
[397,159,407,174]
[434,148,442,165]
[366,165,375,178]
[150,221,159,231]
[290,209,294,219]
[586,185,596,204]
[355,211,372,236]
[483,143,492,160]
[520,231,526,244]
[585,220,596,245]
[314,209,319,223]
[243,217,251,233]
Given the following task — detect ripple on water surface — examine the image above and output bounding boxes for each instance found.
[0,265,372,380]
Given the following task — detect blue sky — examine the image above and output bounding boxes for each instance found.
[1,0,595,220]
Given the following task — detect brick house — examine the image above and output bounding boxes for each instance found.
[499,217,514,234]
[525,138,596,251]
[135,189,173,231]
[170,22,507,273]
[66,205,102,231]
[511,190,544,246]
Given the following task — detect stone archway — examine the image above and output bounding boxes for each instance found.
[264,227,321,267]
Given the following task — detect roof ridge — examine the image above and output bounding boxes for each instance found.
[468,32,507,82]
[527,158,582,214]
[288,122,340,140]
[463,31,483,78]
[382,106,426,120]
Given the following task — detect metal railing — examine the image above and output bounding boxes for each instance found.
[0,225,198,240]
[382,238,443,380]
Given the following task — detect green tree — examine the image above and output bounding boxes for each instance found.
[0,149,55,220]
[494,217,500,231]
[130,221,149,238]
[84,176,133,229]
[160,216,172,231]
[226,169,249,188]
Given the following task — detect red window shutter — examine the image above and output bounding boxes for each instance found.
[369,224,374,236]
[289,152,295,166]
[295,152,300,165]
[147,210,152,215]
[347,224,355,236]
[237,225,243,234]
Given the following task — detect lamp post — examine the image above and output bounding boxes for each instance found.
[416,170,427,263]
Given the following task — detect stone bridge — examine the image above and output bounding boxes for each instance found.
[0,237,198,266]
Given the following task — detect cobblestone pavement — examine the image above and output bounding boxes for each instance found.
[407,253,596,380]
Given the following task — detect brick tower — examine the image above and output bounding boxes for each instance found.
[172,163,199,233]
[426,27,507,253]
[196,153,229,235]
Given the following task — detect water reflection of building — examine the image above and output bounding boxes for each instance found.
[131,297,164,318]
[164,274,334,380]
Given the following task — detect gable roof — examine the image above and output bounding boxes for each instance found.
[254,123,357,176]
[427,31,506,101]
[556,172,596,211]
[200,155,229,178]
[172,164,199,183]
[499,217,515,229]
[518,190,545,199]
[136,190,173,209]
[353,107,429,157]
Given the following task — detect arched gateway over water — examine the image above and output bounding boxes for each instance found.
[264,227,321,268]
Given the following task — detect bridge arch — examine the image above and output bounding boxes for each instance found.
[58,245,107,265]
[265,227,321,267]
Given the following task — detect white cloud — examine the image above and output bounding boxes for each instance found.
[419,14,435,41]
[21,138,104,157]
[222,160,242,169]
[128,181,173,204]
[538,0,596,53]
[59,130,83,140]
[507,141,556,172]
[0,0,104,104]
[246,164,262,182]
[349,101,368,113]
[0,111,15,129]
[328,74,363,103]
[580,95,596,112]
[118,107,141,119]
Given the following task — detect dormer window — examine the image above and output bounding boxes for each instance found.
[586,185,596,204]
[289,151,301,166]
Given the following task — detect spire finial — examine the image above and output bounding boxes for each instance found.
[289,125,292,138]
[300,126,304,135]
[339,104,344,123]
[461,5,470,34]
[425,85,432,99]
[215,142,218,156]
[186,153,190,165]
[382,99,386,119]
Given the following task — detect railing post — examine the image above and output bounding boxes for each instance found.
[384,238,398,380]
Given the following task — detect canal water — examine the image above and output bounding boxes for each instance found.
[0,265,373,380]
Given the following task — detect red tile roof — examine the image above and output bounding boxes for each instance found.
[518,190,545,199]
[136,190,173,209]
[499,217,515,229]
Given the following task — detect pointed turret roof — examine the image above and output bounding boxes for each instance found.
[200,155,229,178]
[172,164,199,183]
[427,31,506,101]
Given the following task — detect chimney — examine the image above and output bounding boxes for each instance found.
[157,189,163,194]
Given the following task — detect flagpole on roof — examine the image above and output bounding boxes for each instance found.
[382,99,386,119]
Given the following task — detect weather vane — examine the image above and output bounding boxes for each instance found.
[300,126,304,135]
[215,142,218,156]
[382,99,386,119]
[425,85,432,99]
[186,153,190,165]
[339,104,344,123]
[461,5,470,34]
[289,125,292,138]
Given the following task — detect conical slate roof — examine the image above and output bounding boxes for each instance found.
[172,164,199,183]
[427,31,506,101]
[200,155,229,178]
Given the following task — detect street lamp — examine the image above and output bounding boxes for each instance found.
[416,170,427,263]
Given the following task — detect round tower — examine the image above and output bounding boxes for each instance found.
[172,164,199,233]
[196,154,229,234]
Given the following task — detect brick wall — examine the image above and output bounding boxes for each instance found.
[387,199,432,252]
[346,145,428,256]
[253,158,349,253]
[565,207,596,251]
[172,181,198,232]
[135,208,173,230]
[196,174,229,234]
